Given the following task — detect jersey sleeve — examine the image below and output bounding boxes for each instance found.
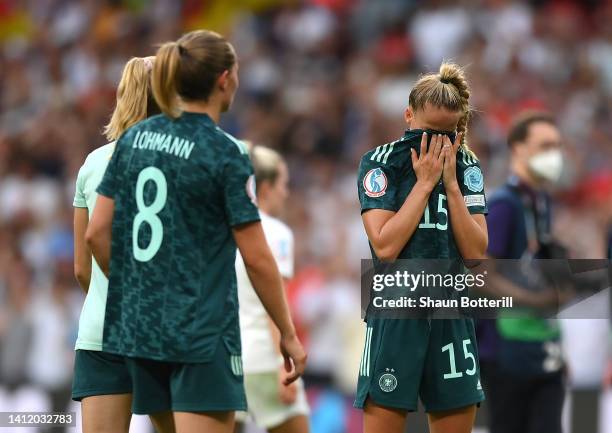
[357,153,398,213]
[222,144,261,227]
[457,150,488,215]
[96,141,122,199]
[273,228,294,279]
[73,165,87,208]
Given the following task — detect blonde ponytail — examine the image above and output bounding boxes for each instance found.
[104,56,155,141]
[409,61,475,157]
[152,42,181,118]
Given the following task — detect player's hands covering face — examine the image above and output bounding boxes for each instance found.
[442,132,463,191]
[411,132,445,191]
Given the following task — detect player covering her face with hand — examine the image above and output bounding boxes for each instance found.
[72,55,161,433]
[85,30,306,433]
[356,62,488,433]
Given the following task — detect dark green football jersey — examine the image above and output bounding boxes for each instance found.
[358,129,488,260]
[97,112,260,363]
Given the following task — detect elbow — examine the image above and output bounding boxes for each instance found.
[463,244,488,263]
[243,250,273,273]
[373,245,399,263]
[84,227,97,250]
[74,266,89,290]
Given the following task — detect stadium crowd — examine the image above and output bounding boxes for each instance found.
[0,0,611,432]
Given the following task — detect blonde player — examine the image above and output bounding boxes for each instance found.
[235,145,310,433]
[72,56,164,433]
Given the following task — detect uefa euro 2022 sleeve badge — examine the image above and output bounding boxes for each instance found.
[464,166,484,193]
[364,168,388,197]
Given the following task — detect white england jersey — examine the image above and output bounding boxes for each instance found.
[236,212,294,374]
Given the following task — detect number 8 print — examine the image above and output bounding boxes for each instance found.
[133,166,167,262]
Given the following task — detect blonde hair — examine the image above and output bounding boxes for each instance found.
[409,62,474,156]
[152,30,236,118]
[104,56,156,141]
[250,145,285,190]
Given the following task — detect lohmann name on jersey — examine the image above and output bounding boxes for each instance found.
[132,130,196,160]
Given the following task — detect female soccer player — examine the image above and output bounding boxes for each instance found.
[355,63,488,433]
[72,55,159,433]
[235,145,310,433]
[85,30,306,433]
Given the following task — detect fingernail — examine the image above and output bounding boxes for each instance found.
[423,132,427,136]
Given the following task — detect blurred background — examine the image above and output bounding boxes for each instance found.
[0,0,610,432]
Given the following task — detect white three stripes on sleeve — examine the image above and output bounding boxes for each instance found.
[370,141,396,164]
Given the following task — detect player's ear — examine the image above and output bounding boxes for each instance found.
[217,70,230,91]
[404,107,413,126]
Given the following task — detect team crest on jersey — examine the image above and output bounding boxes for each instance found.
[363,168,387,197]
[464,166,484,193]
[379,372,398,392]
[246,175,257,205]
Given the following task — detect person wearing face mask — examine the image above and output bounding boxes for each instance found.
[478,111,566,433]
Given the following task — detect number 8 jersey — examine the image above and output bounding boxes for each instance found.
[97,112,260,363]
[357,129,488,261]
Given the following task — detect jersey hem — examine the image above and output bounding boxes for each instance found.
[229,215,261,228]
[75,342,103,351]
[105,348,216,364]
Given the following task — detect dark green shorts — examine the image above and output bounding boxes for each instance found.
[354,318,485,413]
[125,339,247,414]
[72,350,132,401]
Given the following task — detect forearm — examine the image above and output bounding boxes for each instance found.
[246,256,296,338]
[446,186,487,259]
[372,182,432,261]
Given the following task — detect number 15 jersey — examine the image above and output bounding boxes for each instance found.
[357,129,488,261]
[97,112,260,363]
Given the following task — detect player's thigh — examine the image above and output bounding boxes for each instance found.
[363,399,407,433]
[149,411,176,433]
[243,373,309,431]
[427,404,477,433]
[173,411,235,433]
[268,414,309,433]
[420,319,484,413]
[81,394,132,433]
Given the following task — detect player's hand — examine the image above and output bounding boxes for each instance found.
[279,333,307,385]
[411,132,445,191]
[442,132,462,191]
[278,368,298,404]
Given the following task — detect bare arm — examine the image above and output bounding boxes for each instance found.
[442,133,488,259]
[363,133,444,262]
[74,207,92,293]
[446,189,488,259]
[85,195,114,277]
[233,222,306,384]
[267,278,299,403]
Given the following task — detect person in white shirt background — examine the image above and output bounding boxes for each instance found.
[235,145,310,433]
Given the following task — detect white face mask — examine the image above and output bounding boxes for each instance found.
[528,149,563,183]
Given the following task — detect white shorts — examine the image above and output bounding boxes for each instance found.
[236,372,310,429]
